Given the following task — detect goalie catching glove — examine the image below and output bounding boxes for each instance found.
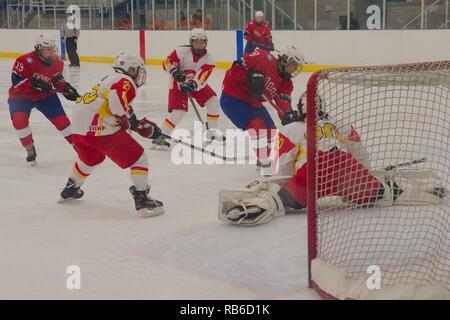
[218,177,297,226]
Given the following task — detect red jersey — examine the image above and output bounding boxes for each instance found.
[9,51,67,101]
[222,49,293,113]
[244,20,272,47]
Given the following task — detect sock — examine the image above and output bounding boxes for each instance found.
[51,115,73,144]
[161,110,186,136]
[70,159,95,187]
[130,152,149,191]
[11,111,33,148]
[204,96,220,129]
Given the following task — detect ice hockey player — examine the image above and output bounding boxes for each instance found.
[218,92,445,226]
[220,45,304,175]
[8,33,80,166]
[59,52,164,217]
[244,11,274,53]
[151,28,223,150]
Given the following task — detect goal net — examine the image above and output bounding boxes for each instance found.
[306,61,450,300]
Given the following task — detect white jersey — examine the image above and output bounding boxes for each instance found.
[71,72,137,136]
[272,122,307,176]
[163,46,215,90]
[272,119,369,176]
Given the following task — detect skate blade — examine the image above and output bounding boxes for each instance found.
[57,197,81,204]
[149,144,170,151]
[28,160,37,167]
[137,206,165,218]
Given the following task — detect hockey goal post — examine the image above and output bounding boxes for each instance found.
[306,61,450,300]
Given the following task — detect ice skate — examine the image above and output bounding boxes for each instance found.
[58,178,84,203]
[129,186,165,217]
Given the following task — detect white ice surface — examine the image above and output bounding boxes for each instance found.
[0,58,319,299]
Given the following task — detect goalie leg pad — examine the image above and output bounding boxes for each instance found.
[372,169,446,206]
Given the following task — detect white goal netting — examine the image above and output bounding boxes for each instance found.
[307,61,450,300]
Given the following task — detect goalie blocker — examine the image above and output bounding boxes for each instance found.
[219,160,446,226]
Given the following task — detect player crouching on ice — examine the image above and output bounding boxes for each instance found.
[218,93,446,226]
[58,53,164,217]
[8,33,80,166]
[151,28,224,150]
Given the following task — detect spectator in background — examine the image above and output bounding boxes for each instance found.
[60,8,80,67]
[179,12,188,30]
[118,13,132,30]
[191,9,212,30]
[148,16,174,30]
[340,12,360,30]
[244,10,273,53]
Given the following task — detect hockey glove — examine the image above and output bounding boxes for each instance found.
[134,118,161,139]
[248,71,265,99]
[115,108,138,131]
[62,82,81,101]
[180,80,197,94]
[172,68,186,83]
[281,109,301,126]
[30,76,52,94]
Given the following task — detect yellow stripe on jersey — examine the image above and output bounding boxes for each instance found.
[96,99,114,117]
[198,69,211,85]
[163,57,172,71]
[294,144,307,172]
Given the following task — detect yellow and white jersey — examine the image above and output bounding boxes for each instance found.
[163,46,215,90]
[71,73,137,137]
[272,122,307,176]
[273,119,368,176]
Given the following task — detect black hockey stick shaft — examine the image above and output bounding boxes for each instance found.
[161,133,244,161]
[187,93,210,130]
[384,157,427,171]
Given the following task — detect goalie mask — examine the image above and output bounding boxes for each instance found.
[277,45,305,79]
[113,52,147,87]
[297,91,328,122]
[34,34,58,65]
[189,28,208,57]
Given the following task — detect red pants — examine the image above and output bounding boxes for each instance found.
[72,130,144,169]
[168,78,216,112]
[285,149,381,207]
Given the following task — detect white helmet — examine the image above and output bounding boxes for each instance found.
[113,52,147,87]
[190,28,208,43]
[255,10,264,24]
[34,33,57,65]
[189,28,208,56]
[277,45,305,78]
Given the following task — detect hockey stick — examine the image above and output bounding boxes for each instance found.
[187,93,210,130]
[161,133,249,162]
[262,94,286,116]
[384,157,427,171]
